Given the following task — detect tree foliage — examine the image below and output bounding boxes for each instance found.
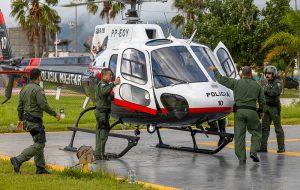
[262,11,300,74]
[86,0,125,24]
[11,0,61,57]
[171,0,293,68]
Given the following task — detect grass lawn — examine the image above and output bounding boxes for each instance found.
[226,102,300,126]
[0,159,151,190]
[1,94,300,133]
[0,95,134,133]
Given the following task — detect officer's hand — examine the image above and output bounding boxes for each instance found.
[114,77,121,85]
[55,113,61,121]
[17,121,24,130]
[209,66,217,71]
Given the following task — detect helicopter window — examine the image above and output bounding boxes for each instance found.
[191,46,216,81]
[151,46,208,88]
[109,54,118,75]
[121,49,147,84]
[120,83,150,106]
[216,48,236,78]
[146,29,156,39]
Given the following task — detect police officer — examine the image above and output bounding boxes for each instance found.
[94,68,120,160]
[260,65,285,153]
[10,68,61,174]
[210,66,265,163]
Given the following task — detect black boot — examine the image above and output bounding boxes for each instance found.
[36,168,51,174]
[10,157,21,173]
[250,153,260,162]
[95,155,109,161]
[257,149,268,153]
[277,147,285,153]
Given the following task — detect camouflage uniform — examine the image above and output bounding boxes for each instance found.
[15,83,57,173]
[94,80,115,158]
[214,70,265,161]
[261,78,285,152]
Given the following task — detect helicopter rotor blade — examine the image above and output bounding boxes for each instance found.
[60,0,107,7]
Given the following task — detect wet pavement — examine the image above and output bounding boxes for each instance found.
[1,126,300,190]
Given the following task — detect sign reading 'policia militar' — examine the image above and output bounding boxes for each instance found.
[41,71,82,86]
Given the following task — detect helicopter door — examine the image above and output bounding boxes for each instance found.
[213,42,239,79]
[113,48,157,115]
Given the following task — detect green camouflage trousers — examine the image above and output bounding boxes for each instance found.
[16,121,46,171]
[234,109,261,161]
[261,105,285,150]
[95,110,110,157]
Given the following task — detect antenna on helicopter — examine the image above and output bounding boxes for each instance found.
[163,12,171,37]
[187,29,197,44]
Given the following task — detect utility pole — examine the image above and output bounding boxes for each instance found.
[74,4,78,53]
[63,0,81,53]
[296,0,300,101]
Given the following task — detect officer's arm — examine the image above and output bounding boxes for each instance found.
[36,89,57,117]
[17,91,24,121]
[99,83,115,96]
[213,70,237,90]
[265,82,281,97]
[258,86,266,112]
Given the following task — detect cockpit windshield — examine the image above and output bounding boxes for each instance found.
[151,46,208,88]
[191,46,216,81]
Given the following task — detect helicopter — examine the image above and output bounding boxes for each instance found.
[0,0,239,158]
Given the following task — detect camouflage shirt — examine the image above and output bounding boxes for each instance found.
[95,80,115,111]
[18,83,56,120]
[214,70,265,110]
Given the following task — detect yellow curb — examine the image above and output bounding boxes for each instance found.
[0,153,180,190]
[199,141,300,158]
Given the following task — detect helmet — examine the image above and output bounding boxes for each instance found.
[264,65,277,77]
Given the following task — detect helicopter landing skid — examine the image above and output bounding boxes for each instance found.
[62,106,139,159]
[155,126,234,154]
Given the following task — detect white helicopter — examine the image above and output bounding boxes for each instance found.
[0,0,239,157]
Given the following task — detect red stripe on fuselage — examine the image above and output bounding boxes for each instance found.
[114,98,232,116]
[114,98,157,115]
[189,107,233,114]
[24,58,41,73]
[0,11,5,25]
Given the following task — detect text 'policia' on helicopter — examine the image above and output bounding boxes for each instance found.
[41,71,83,86]
[0,0,239,157]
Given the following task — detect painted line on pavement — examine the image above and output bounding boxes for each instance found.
[199,141,300,158]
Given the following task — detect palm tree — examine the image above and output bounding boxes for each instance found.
[262,11,300,70]
[11,0,61,57]
[261,11,300,90]
[86,0,124,24]
[40,5,61,55]
[171,0,204,35]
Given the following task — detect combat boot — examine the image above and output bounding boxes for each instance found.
[36,169,51,174]
[257,149,268,153]
[277,147,285,153]
[10,157,21,173]
[95,155,109,161]
[250,153,260,162]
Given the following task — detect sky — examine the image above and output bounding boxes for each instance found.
[0,0,299,27]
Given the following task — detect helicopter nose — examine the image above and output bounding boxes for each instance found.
[157,82,234,118]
